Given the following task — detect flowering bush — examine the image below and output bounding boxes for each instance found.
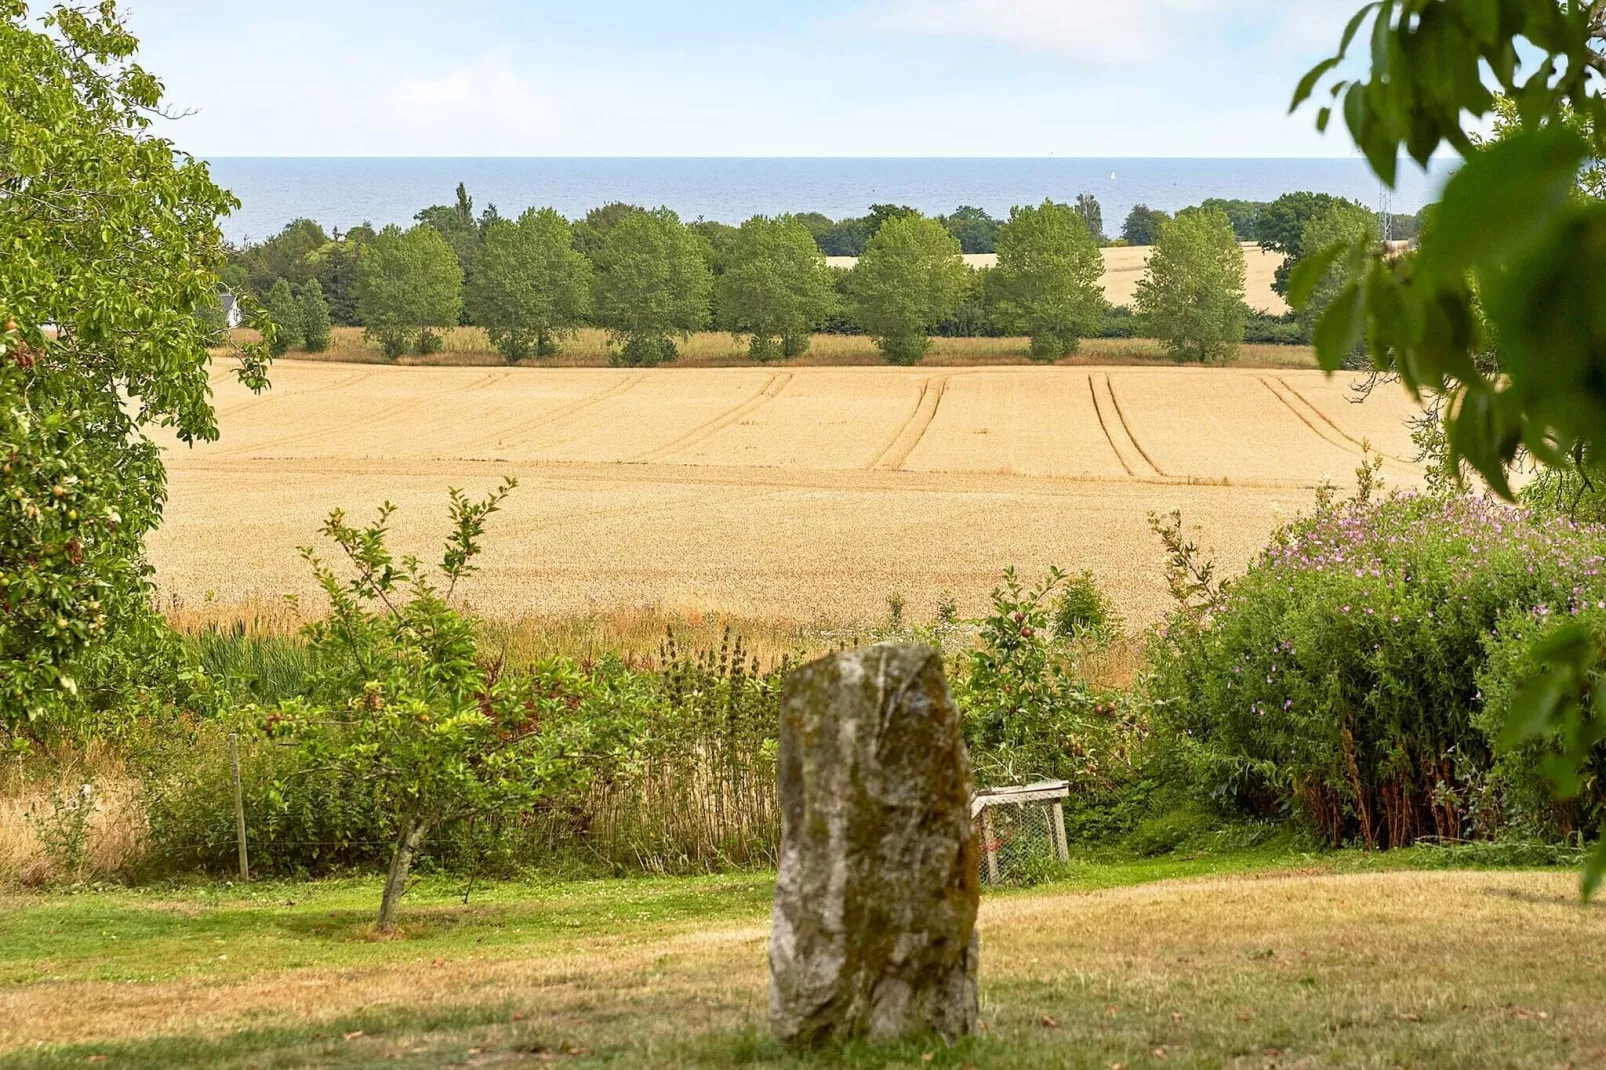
[1150,491,1606,848]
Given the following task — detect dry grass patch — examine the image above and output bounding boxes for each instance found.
[235,326,1316,370]
[0,868,1599,1068]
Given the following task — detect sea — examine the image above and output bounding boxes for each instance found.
[207,157,1457,246]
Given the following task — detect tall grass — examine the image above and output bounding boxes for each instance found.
[229,326,1317,370]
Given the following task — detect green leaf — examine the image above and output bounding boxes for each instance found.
[1419,127,1587,285]
[1286,241,1348,310]
[1583,834,1606,902]
[1312,282,1363,370]
[1291,57,1342,112]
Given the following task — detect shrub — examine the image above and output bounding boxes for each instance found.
[959,567,1147,831]
[1149,487,1606,849]
[1052,570,1118,639]
[1477,607,1606,844]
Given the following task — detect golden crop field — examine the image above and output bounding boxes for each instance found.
[826,243,1292,315]
[150,360,1424,628]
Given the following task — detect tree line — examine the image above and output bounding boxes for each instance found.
[232,185,1398,366]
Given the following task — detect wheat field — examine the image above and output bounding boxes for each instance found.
[150,360,1424,627]
[825,243,1291,314]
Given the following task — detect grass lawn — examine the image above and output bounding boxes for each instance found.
[2,849,1602,1068]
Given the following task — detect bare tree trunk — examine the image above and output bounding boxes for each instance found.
[377,809,430,934]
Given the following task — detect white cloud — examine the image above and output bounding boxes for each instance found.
[389,53,558,147]
[859,0,1360,64]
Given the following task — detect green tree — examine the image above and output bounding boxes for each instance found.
[0,1,271,735]
[1293,1,1606,890]
[1197,197,1265,241]
[939,205,1002,254]
[298,278,332,353]
[264,278,303,355]
[466,208,592,362]
[1295,201,1377,339]
[716,215,836,360]
[846,213,968,365]
[990,199,1107,361]
[1255,191,1363,295]
[1134,207,1247,364]
[353,224,463,359]
[1074,193,1106,243]
[277,481,600,932]
[591,207,712,366]
[571,202,644,259]
[415,183,482,275]
[1121,204,1170,245]
[232,217,328,297]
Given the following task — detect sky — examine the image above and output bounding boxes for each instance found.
[122,0,1377,158]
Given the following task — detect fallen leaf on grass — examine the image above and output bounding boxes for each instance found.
[1237,1014,1254,1023]
[1513,1007,1550,1021]
[85,1058,107,1064]
[1105,1005,1119,1018]
[342,1031,363,1042]
[1400,1013,1421,1022]
[1039,1015,1060,1029]
[511,1012,524,1022]
[1171,1012,1186,1022]
[922,1053,934,1063]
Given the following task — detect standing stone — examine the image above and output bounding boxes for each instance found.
[769,643,979,1046]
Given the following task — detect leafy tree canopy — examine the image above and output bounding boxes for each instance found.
[591,207,712,366]
[990,199,1107,361]
[938,205,1002,254]
[1134,207,1247,364]
[1,0,270,735]
[716,215,836,360]
[466,207,592,362]
[353,224,463,359]
[846,213,968,365]
[1121,204,1171,246]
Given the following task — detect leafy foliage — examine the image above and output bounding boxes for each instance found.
[937,205,1001,254]
[1074,194,1106,244]
[297,278,331,353]
[591,207,712,367]
[1120,204,1170,246]
[715,215,836,360]
[846,213,968,365]
[269,481,614,929]
[466,208,592,361]
[0,1,270,739]
[263,278,302,356]
[1296,0,1606,889]
[1150,486,1606,851]
[354,224,463,359]
[989,199,1107,361]
[960,567,1145,817]
[1134,207,1247,364]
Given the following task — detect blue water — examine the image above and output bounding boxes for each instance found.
[208,157,1456,245]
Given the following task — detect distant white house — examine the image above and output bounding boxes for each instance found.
[219,292,242,329]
